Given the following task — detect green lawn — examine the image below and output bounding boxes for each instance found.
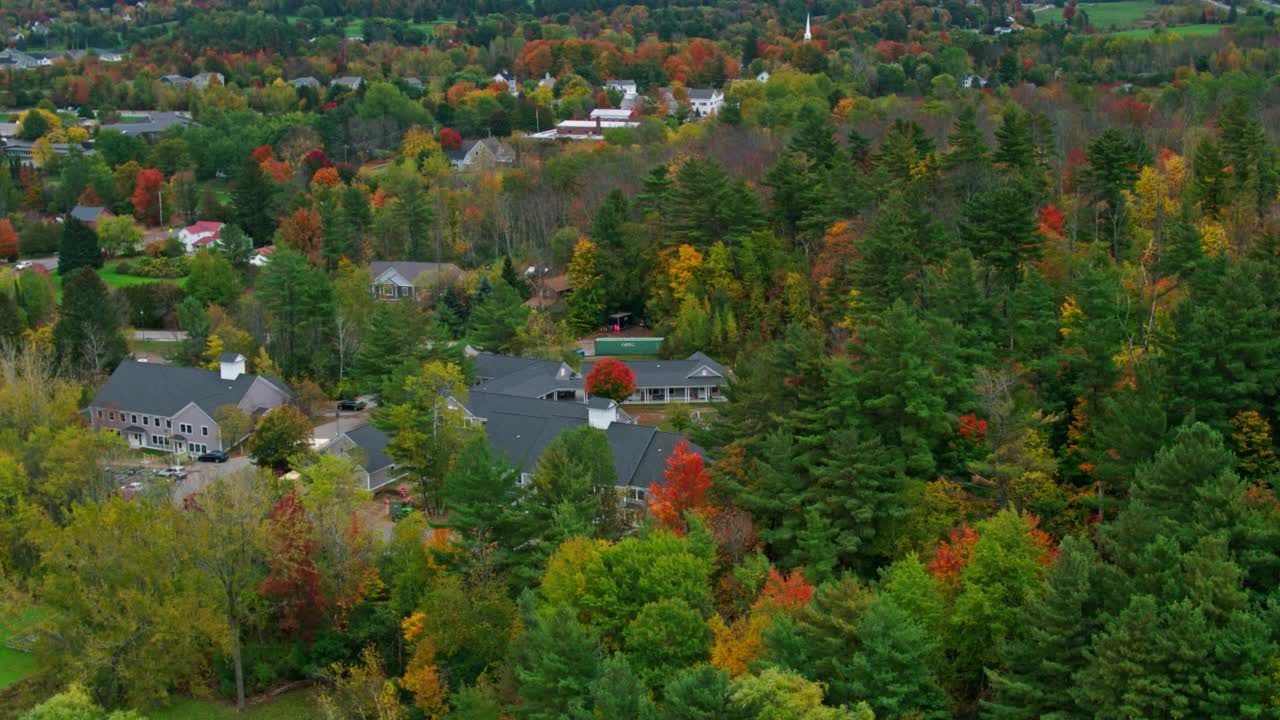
[0,609,45,690]
[1111,23,1226,38]
[1035,0,1156,28]
[148,688,318,720]
[53,263,188,298]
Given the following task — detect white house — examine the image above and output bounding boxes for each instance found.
[589,108,635,121]
[251,245,275,267]
[177,221,224,253]
[492,70,518,96]
[687,88,725,116]
[605,79,638,98]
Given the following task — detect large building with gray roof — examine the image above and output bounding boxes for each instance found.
[472,351,728,404]
[88,354,294,455]
[452,389,699,504]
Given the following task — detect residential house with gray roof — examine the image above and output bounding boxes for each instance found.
[88,354,294,455]
[98,111,195,140]
[369,260,464,301]
[320,424,404,491]
[446,138,516,171]
[68,204,114,228]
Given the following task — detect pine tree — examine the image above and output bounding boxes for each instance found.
[984,536,1101,720]
[58,217,102,276]
[232,155,276,246]
[512,593,602,720]
[353,301,426,393]
[992,105,1035,172]
[845,598,950,720]
[663,664,737,720]
[790,107,839,169]
[53,267,127,375]
[469,279,530,352]
[1191,138,1228,218]
[669,157,734,247]
[591,189,630,243]
[636,164,673,217]
[574,655,659,720]
[439,437,526,575]
[958,186,1040,288]
[853,192,946,309]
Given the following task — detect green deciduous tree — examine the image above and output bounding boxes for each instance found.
[185,248,239,307]
[246,405,312,470]
[624,598,712,690]
[376,360,474,512]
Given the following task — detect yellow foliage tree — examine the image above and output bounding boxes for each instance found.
[203,335,225,370]
[667,244,704,305]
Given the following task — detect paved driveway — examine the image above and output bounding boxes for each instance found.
[173,456,254,505]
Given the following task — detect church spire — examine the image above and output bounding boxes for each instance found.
[804,13,812,41]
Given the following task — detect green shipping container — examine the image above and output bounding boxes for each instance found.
[594,336,664,356]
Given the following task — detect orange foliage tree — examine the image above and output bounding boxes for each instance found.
[278,207,324,265]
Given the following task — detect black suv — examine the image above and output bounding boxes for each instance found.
[197,450,229,463]
[337,399,367,412]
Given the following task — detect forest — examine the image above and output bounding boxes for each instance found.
[1,0,1280,717]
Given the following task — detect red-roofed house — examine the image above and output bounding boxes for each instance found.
[177,221,224,254]
[250,244,275,267]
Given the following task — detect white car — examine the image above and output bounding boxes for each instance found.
[14,260,33,270]
[156,466,188,480]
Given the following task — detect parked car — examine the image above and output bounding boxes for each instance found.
[198,450,229,463]
[14,260,32,270]
[337,399,367,412]
[156,466,188,480]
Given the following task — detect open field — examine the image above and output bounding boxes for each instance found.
[0,609,45,690]
[144,688,318,720]
[1111,23,1225,38]
[1035,0,1156,28]
[53,262,188,297]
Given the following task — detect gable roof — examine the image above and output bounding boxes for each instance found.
[98,111,195,136]
[342,424,395,474]
[472,353,581,396]
[69,205,110,223]
[460,390,697,488]
[181,220,223,237]
[579,352,728,389]
[688,88,721,101]
[90,360,293,417]
[370,260,463,285]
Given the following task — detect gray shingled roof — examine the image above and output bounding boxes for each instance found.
[370,260,463,284]
[90,360,292,417]
[461,390,701,488]
[342,424,395,474]
[98,111,194,137]
[688,88,719,100]
[579,352,727,390]
[69,205,109,223]
[472,355,582,397]
[218,352,243,362]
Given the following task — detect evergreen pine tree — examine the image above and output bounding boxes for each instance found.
[790,107,839,169]
[662,664,738,720]
[992,105,1035,172]
[636,164,673,217]
[1191,138,1227,218]
[574,655,659,720]
[591,188,630,243]
[958,186,1040,288]
[469,280,529,352]
[353,301,426,392]
[57,217,102,276]
[0,291,23,347]
[439,438,526,575]
[984,536,1101,720]
[232,156,276,246]
[846,598,950,720]
[511,593,602,720]
[53,267,127,375]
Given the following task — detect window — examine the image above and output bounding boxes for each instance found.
[202,426,209,437]
[180,423,192,434]
[166,419,172,429]
[143,416,149,426]
[96,409,102,418]
[110,411,116,421]
[380,284,395,297]
[152,434,168,447]
[130,414,137,424]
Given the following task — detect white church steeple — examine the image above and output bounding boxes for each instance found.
[804,13,812,41]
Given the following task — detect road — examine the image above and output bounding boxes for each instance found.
[311,399,375,446]
[133,329,190,342]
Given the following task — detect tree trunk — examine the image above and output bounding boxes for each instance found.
[231,614,246,711]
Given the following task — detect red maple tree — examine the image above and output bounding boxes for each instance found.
[585,357,636,404]
[761,567,814,609]
[259,492,328,638]
[438,128,462,150]
[0,219,17,260]
[131,168,166,226]
[648,439,714,535]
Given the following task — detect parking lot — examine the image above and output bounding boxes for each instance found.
[109,454,255,506]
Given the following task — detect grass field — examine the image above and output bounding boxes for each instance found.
[1036,0,1156,28]
[1111,23,1226,38]
[0,609,45,690]
[146,688,318,720]
[53,263,188,297]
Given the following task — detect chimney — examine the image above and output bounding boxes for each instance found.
[588,397,619,430]
[219,352,246,380]
[595,116,602,137]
